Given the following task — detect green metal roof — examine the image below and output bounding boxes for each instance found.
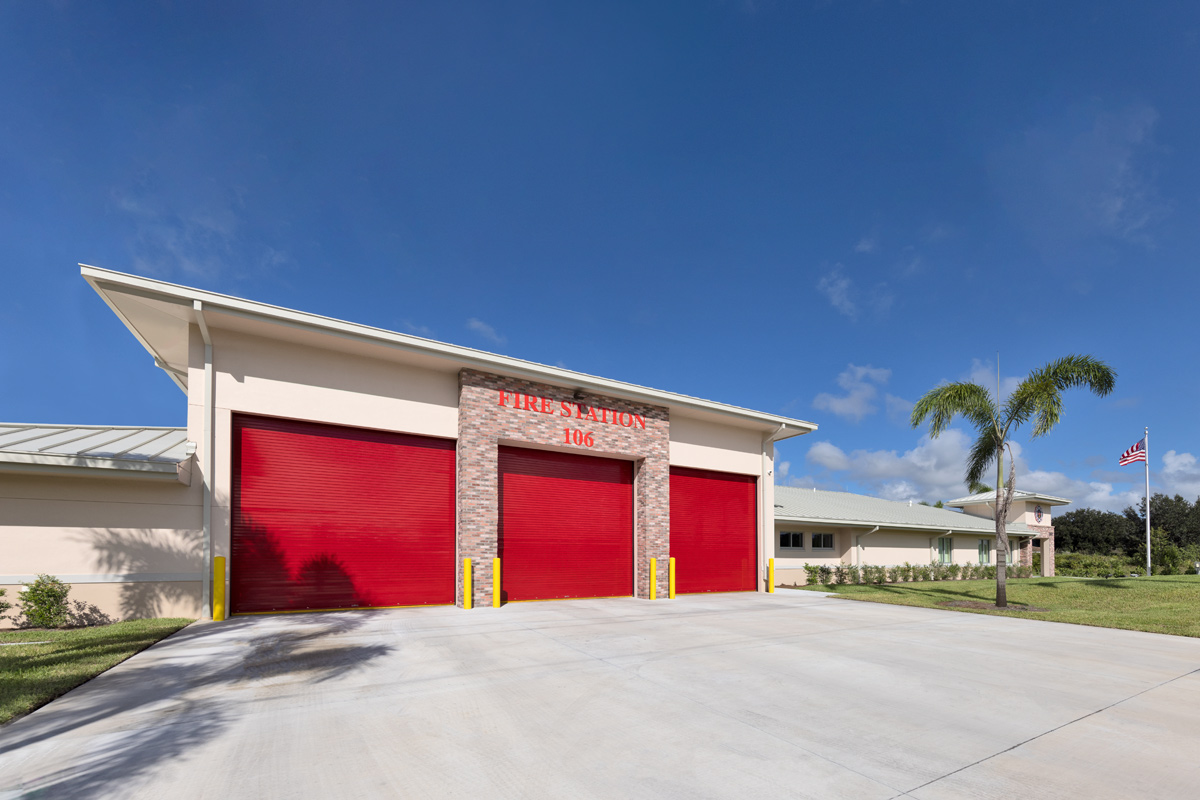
[774,486,1041,536]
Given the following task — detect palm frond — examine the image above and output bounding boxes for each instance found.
[910,382,997,437]
[965,426,1002,486]
[1003,355,1116,439]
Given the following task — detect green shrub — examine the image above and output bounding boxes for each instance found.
[803,563,821,585]
[947,563,962,580]
[982,566,997,580]
[1137,529,1185,575]
[916,565,931,581]
[1055,551,1138,578]
[16,574,72,629]
[885,566,899,583]
[960,563,975,580]
[0,587,11,617]
[846,565,861,584]
[817,564,833,584]
[833,564,848,584]
[1032,552,1041,574]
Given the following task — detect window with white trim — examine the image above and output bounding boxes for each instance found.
[811,533,834,550]
[937,537,953,565]
[978,539,991,565]
[779,531,804,550]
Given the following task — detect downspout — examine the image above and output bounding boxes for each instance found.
[760,423,787,592]
[194,300,214,619]
[855,526,879,566]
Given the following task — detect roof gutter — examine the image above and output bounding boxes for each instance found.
[774,515,1035,537]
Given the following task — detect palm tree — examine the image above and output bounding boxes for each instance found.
[910,355,1116,607]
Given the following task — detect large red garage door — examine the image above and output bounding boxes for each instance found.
[231,415,456,614]
[669,467,758,593]
[499,446,633,601]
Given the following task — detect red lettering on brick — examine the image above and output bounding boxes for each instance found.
[632,414,645,430]
[619,412,632,427]
[498,391,511,407]
[560,401,573,417]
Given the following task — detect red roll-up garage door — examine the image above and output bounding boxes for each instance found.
[499,446,633,602]
[669,467,758,593]
[231,415,456,614]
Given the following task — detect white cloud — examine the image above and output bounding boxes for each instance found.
[466,318,506,346]
[854,234,879,254]
[1161,450,1200,499]
[991,103,1166,257]
[884,394,913,424]
[803,429,988,503]
[807,441,852,471]
[813,364,891,422]
[965,358,1021,402]
[112,187,290,281]
[817,265,857,319]
[402,320,435,338]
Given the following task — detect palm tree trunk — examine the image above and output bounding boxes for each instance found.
[995,449,1007,608]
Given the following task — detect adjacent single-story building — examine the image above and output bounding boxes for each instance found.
[772,486,1065,584]
[2,265,820,624]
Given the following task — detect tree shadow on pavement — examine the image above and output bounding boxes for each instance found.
[0,610,392,798]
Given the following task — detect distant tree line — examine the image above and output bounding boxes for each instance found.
[1055,493,1200,555]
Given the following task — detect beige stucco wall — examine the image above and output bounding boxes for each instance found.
[0,471,202,628]
[188,325,462,569]
[668,414,762,475]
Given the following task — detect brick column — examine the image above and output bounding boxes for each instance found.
[457,369,669,608]
[1030,525,1055,576]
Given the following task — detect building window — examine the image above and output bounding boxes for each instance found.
[812,533,834,550]
[779,531,804,549]
[937,537,953,565]
[978,539,991,565]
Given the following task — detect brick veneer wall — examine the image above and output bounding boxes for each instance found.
[1019,537,1033,567]
[1029,524,1055,576]
[456,369,670,608]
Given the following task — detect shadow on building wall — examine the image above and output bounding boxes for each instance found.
[82,527,204,621]
[231,515,370,613]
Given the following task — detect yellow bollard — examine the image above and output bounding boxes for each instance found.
[463,558,472,610]
[212,556,226,621]
[493,557,501,608]
[650,558,657,600]
[669,557,676,599]
[768,558,775,593]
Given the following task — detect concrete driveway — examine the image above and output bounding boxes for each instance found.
[1,591,1198,799]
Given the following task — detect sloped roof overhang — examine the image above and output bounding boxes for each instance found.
[81,265,817,439]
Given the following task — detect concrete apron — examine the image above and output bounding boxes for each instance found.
[0,591,1198,799]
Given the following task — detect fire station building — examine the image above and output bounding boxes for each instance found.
[0,266,816,622]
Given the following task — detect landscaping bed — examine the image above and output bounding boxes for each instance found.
[0,618,194,725]
[794,575,1200,638]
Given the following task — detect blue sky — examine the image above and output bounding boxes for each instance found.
[2,1,1198,511]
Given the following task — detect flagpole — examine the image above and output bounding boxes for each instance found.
[1145,427,1151,577]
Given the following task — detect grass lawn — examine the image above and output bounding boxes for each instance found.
[0,618,193,725]
[795,575,1200,638]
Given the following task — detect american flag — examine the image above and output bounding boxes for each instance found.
[1119,438,1146,466]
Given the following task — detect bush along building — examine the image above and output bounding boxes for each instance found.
[772,487,1066,585]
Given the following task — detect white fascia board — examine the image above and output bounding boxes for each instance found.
[945,492,1072,508]
[773,515,1034,536]
[0,452,189,483]
[82,265,818,437]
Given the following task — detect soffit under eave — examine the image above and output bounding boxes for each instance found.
[89,280,194,390]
